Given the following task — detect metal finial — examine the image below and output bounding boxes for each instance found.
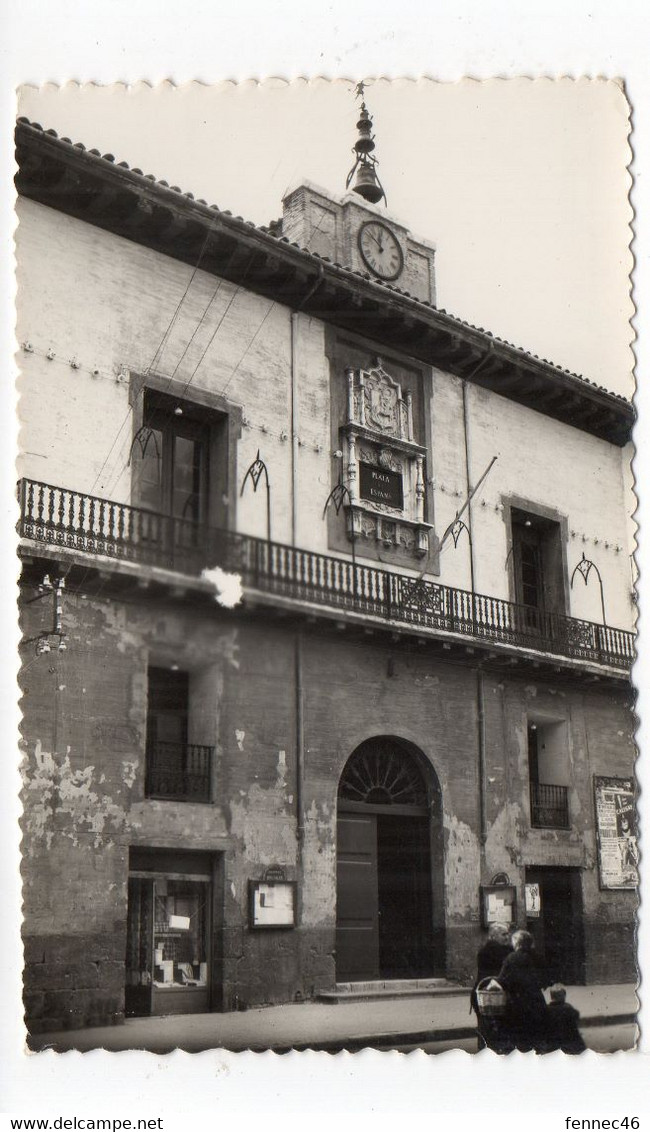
[346,87,386,206]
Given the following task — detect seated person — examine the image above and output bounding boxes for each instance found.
[545,984,586,1054]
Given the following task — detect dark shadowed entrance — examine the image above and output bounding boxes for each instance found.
[525,866,586,985]
[335,737,444,981]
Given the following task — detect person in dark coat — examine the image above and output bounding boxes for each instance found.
[497,928,550,1053]
[470,923,513,1053]
[545,984,587,1054]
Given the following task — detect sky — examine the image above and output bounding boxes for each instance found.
[17,78,634,397]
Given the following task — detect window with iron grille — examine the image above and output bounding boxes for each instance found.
[145,666,213,803]
[528,721,570,830]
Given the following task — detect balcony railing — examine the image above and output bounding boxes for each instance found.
[19,478,635,671]
[145,740,213,802]
[530,781,570,829]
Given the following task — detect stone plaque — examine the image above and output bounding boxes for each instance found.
[359,461,404,509]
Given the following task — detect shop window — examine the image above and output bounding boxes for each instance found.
[126,850,213,1017]
[153,878,209,988]
[145,666,213,802]
[528,721,570,830]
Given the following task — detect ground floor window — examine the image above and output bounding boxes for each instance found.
[126,849,214,1016]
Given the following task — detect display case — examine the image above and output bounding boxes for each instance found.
[248,879,297,929]
[480,882,517,928]
[126,871,211,1016]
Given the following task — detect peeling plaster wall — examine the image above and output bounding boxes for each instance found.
[20,577,637,1027]
[301,798,336,927]
[295,632,482,981]
[480,673,636,983]
[443,812,480,920]
[574,686,638,981]
[20,583,138,1031]
[19,581,250,1028]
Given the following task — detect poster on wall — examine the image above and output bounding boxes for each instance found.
[525,883,541,918]
[594,776,638,890]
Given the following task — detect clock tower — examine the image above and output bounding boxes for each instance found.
[280,92,438,567]
[280,97,436,304]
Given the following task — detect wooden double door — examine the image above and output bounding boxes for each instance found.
[336,806,435,981]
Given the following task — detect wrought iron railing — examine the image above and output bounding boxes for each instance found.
[145,740,213,802]
[530,782,570,829]
[19,478,635,671]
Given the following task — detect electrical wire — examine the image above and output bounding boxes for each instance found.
[101,262,240,501]
[146,231,213,378]
[24,196,502,631]
[110,200,333,507]
[88,230,213,499]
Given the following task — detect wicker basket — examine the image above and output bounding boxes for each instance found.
[475,978,508,1017]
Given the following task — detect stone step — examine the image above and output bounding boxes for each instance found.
[317,979,469,1003]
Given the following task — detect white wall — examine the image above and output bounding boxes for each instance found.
[16,197,634,632]
[429,372,634,631]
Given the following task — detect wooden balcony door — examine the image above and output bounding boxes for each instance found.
[138,402,209,527]
[513,525,545,614]
[511,509,566,634]
[133,392,212,569]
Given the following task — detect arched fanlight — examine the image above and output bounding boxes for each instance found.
[339,739,427,807]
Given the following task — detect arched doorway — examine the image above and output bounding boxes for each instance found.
[335,737,444,982]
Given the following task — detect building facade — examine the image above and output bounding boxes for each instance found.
[15,117,637,1035]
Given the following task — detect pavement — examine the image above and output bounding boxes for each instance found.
[27,983,638,1055]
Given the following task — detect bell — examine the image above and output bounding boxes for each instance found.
[352,161,384,204]
[354,105,375,155]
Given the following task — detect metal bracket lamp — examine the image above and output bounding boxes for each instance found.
[241,450,272,543]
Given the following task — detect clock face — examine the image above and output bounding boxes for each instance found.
[358,221,404,281]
